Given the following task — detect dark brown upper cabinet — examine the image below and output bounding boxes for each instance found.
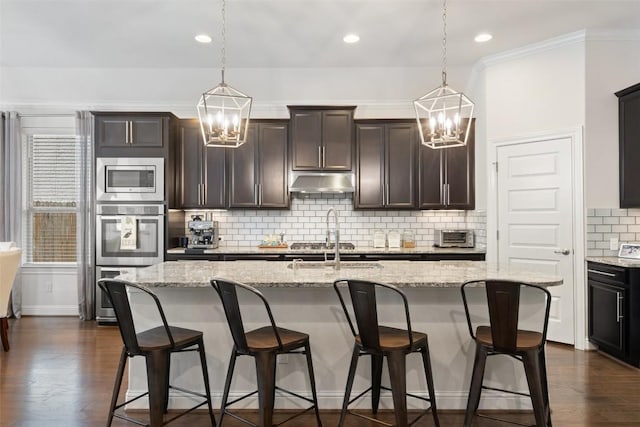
[175,119,226,209]
[229,120,289,208]
[355,120,418,209]
[288,106,356,171]
[94,112,172,157]
[419,119,475,210]
[616,83,640,208]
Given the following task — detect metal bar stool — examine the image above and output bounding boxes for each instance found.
[98,278,216,427]
[333,279,439,427]
[211,277,322,427]
[461,279,552,427]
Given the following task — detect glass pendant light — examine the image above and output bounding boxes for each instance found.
[414,0,474,149]
[197,0,252,148]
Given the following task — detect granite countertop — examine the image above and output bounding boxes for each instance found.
[117,260,561,289]
[166,245,486,255]
[586,256,640,268]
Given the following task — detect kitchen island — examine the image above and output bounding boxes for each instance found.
[117,260,560,412]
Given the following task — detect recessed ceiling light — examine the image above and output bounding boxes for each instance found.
[195,34,212,43]
[474,33,493,43]
[343,33,360,44]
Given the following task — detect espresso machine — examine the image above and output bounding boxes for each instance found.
[187,215,219,249]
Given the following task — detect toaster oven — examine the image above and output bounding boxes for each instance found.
[435,229,475,248]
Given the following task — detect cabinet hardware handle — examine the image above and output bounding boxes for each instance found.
[318,146,322,168]
[254,183,259,205]
[447,184,450,205]
[128,121,133,144]
[587,269,616,277]
[125,121,130,144]
[202,184,206,205]
[197,184,201,205]
[617,292,624,322]
[554,249,571,255]
[322,146,326,168]
[259,183,263,206]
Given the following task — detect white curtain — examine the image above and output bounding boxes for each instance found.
[76,111,94,320]
[0,112,23,317]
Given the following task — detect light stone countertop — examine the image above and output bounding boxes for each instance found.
[117,260,561,289]
[586,256,640,268]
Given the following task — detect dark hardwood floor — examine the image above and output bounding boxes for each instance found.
[1,317,640,426]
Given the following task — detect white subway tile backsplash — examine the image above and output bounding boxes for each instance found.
[595,208,611,216]
[603,217,620,225]
[183,196,487,248]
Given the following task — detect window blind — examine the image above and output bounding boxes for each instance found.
[24,134,79,263]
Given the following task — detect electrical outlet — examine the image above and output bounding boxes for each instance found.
[610,237,620,251]
[278,355,289,364]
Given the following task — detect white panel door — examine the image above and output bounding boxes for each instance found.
[497,137,574,344]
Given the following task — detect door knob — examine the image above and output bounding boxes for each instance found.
[554,249,571,255]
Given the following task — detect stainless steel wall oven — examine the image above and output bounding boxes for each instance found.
[95,203,164,322]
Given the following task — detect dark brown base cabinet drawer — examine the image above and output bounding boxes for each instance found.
[587,262,640,367]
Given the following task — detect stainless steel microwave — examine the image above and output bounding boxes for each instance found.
[96,157,164,202]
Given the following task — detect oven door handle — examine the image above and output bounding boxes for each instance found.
[97,215,163,220]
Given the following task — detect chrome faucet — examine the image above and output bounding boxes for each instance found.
[325,207,341,270]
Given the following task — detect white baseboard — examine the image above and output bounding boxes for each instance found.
[21,305,78,316]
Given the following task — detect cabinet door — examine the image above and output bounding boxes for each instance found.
[229,125,258,207]
[618,86,640,207]
[291,111,322,170]
[203,146,227,208]
[589,279,626,357]
[445,119,475,209]
[386,123,417,208]
[178,121,204,208]
[419,145,444,208]
[129,117,164,147]
[355,124,385,208]
[258,123,289,208]
[323,110,353,170]
[95,116,129,149]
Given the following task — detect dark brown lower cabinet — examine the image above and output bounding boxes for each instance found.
[588,261,640,367]
[355,120,417,209]
[229,120,289,208]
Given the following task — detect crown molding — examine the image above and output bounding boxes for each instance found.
[480,30,587,68]
[1,99,416,120]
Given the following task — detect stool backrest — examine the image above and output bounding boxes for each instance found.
[333,279,414,352]
[461,279,552,353]
[98,278,175,355]
[211,278,283,353]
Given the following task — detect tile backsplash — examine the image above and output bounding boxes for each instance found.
[587,208,640,257]
[178,194,486,248]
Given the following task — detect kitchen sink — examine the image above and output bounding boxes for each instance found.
[290,242,355,250]
[287,261,382,270]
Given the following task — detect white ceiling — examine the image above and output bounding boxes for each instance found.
[1,0,639,70]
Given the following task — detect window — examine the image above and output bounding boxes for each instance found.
[23,134,80,263]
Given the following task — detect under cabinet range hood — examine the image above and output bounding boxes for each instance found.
[289,172,355,194]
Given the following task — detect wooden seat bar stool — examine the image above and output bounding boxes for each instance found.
[461,279,552,427]
[98,279,216,427]
[211,278,322,427]
[333,279,440,427]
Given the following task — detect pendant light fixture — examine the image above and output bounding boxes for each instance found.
[414,0,474,149]
[197,0,252,148]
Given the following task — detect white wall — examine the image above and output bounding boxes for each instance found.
[0,65,472,119]
[584,37,640,207]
